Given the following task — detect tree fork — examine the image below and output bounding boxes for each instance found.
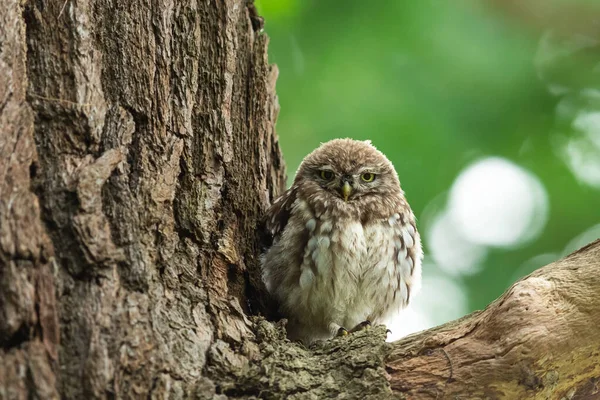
[216,240,600,399]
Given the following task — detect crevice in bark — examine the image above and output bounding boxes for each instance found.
[1,324,31,351]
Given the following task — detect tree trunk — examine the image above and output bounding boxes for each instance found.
[1,1,599,399]
[2,0,284,397]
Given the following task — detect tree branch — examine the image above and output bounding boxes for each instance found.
[386,239,600,399]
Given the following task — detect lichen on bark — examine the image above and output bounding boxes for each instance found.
[219,321,396,400]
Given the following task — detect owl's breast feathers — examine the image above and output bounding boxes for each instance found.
[261,186,422,332]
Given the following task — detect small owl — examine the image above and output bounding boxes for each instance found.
[261,139,422,344]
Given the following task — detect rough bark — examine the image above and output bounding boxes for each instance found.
[1,0,600,399]
[2,0,284,398]
[0,0,60,398]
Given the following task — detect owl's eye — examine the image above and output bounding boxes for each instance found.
[319,170,334,180]
[361,172,376,182]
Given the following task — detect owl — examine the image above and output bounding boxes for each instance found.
[261,139,422,344]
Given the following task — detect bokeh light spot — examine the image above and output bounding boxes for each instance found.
[448,157,549,247]
[558,111,600,189]
[386,271,469,341]
[427,211,487,276]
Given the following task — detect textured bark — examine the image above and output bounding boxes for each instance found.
[1,0,600,399]
[0,0,60,398]
[2,0,284,398]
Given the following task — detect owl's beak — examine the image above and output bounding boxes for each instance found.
[341,181,352,202]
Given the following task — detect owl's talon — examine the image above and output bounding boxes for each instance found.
[336,327,349,337]
[348,320,371,333]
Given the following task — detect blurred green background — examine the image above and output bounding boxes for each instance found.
[256,0,600,337]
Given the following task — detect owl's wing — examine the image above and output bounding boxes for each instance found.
[389,212,422,305]
[261,187,297,249]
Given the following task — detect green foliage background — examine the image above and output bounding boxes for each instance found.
[256,0,600,331]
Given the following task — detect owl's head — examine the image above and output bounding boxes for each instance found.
[294,138,402,202]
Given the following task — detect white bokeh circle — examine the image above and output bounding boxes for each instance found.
[447,157,549,247]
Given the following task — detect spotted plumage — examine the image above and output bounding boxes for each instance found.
[261,139,422,344]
